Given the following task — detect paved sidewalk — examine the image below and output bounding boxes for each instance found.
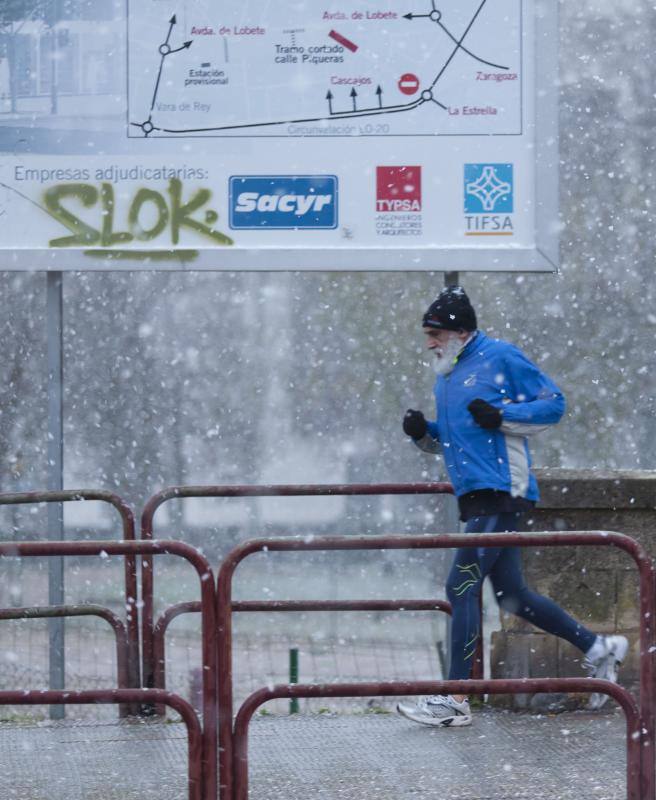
[250,710,626,799]
[0,709,626,799]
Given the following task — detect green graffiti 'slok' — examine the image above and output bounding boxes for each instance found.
[43,179,234,248]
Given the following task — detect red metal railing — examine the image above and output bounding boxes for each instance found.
[0,490,140,692]
[0,689,202,800]
[0,604,130,716]
[140,482,456,694]
[152,598,452,709]
[153,601,204,713]
[0,540,217,800]
[233,679,642,800]
[217,531,656,800]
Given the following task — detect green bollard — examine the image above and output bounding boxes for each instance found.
[289,647,299,714]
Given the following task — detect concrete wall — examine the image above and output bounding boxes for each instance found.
[489,469,656,710]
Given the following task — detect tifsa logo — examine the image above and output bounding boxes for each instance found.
[376,166,421,213]
[464,164,513,213]
[229,175,338,229]
[464,163,514,236]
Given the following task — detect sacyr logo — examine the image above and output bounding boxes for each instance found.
[229,175,338,229]
[464,164,513,213]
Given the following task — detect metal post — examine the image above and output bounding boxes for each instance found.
[47,271,65,719]
[289,648,299,714]
[444,271,459,287]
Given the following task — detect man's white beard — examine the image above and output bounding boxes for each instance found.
[432,335,465,376]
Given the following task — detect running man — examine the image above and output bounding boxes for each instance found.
[397,286,628,727]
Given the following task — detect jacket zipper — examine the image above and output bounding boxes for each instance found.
[442,373,462,484]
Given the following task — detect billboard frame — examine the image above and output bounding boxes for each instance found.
[0,0,558,273]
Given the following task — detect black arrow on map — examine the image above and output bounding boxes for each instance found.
[326,90,334,115]
[350,87,358,111]
[165,15,177,44]
[170,40,193,53]
[403,12,430,20]
[151,15,181,110]
[376,85,383,108]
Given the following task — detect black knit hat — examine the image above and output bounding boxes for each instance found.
[422,286,477,332]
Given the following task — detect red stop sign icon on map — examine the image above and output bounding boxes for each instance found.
[398,73,420,95]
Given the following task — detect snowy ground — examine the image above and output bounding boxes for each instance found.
[0,710,627,799]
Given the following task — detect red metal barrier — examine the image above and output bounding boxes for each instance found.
[153,601,204,713]
[0,540,217,800]
[0,689,202,800]
[0,490,140,693]
[233,678,642,800]
[217,531,656,800]
[152,598,452,707]
[0,604,130,716]
[140,482,456,695]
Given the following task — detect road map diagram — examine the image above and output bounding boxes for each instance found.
[128,0,522,138]
[1,0,558,272]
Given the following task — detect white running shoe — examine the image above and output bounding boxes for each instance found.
[585,635,629,710]
[397,694,472,727]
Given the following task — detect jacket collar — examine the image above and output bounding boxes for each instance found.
[454,330,483,366]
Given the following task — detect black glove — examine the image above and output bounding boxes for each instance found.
[467,398,502,430]
[403,409,428,440]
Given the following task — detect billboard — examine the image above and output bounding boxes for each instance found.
[0,0,558,271]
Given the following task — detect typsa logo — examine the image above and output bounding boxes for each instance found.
[376,166,421,213]
[463,163,514,236]
[229,175,338,230]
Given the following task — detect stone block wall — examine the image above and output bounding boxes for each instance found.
[489,469,656,710]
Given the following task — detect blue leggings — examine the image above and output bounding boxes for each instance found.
[446,512,597,680]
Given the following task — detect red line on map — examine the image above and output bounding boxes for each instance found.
[329,29,358,53]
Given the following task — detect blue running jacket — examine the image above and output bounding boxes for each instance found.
[420,332,565,501]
